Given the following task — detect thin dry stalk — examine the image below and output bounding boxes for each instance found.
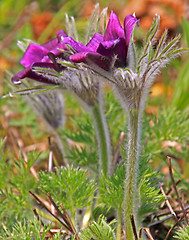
[29,191,70,231]
[139,227,154,240]
[33,208,55,238]
[33,208,44,227]
[148,205,189,227]
[60,203,80,240]
[164,217,184,240]
[47,193,73,233]
[47,193,80,240]
[130,214,138,240]
[167,156,189,225]
[159,182,182,227]
[166,179,181,196]
[0,2,38,50]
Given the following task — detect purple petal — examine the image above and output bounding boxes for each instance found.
[11,69,29,84]
[70,52,111,71]
[104,11,124,41]
[69,52,97,62]
[40,43,67,64]
[57,30,68,42]
[38,30,68,51]
[85,53,112,71]
[97,38,126,66]
[20,44,49,67]
[124,15,139,48]
[47,43,66,57]
[11,63,60,85]
[86,33,104,51]
[62,37,90,53]
[32,62,59,71]
[42,38,58,51]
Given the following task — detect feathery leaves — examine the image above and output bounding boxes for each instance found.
[80,215,116,240]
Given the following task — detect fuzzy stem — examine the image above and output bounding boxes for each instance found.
[70,196,76,227]
[116,208,122,240]
[124,108,140,240]
[91,102,111,176]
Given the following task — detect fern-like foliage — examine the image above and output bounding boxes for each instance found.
[98,164,125,213]
[62,117,95,145]
[0,142,38,229]
[66,147,98,171]
[38,167,96,218]
[99,159,164,218]
[79,215,116,240]
[174,226,189,240]
[92,204,114,222]
[1,218,61,240]
[59,113,98,171]
[137,14,185,91]
[139,159,164,216]
[143,107,189,158]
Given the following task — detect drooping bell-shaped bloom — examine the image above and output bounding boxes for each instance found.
[11,30,68,85]
[11,12,138,86]
[67,11,139,69]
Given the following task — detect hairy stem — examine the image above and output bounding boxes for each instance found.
[91,102,112,176]
[124,108,140,240]
[70,194,76,227]
[116,208,122,240]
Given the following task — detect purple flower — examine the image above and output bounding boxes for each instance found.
[12,30,68,85]
[69,12,139,69]
[12,12,138,85]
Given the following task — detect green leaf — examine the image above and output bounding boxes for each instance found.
[0,150,38,229]
[85,3,100,44]
[62,118,95,145]
[66,147,98,170]
[174,225,189,240]
[38,167,96,215]
[97,6,108,35]
[3,85,59,97]
[1,219,57,240]
[143,108,189,158]
[154,29,168,58]
[65,15,79,42]
[139,161,164,216]
[159,34,181,57]
[80,215,116,240]
[99,164,125,212]
[143,14,160,54]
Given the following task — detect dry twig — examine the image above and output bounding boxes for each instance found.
[33,208,54,238]
[167,156,189,224]
[29,191,69,232]
[139,227,154,240]
[130,214,138,240]
[159,182,182,227]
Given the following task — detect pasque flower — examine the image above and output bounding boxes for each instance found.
[11,8,184,240]
[12,30,69,85]
[69,11,139,69]
[61,13,183,240]
[12,11,138,87]
[11,10,138,178]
